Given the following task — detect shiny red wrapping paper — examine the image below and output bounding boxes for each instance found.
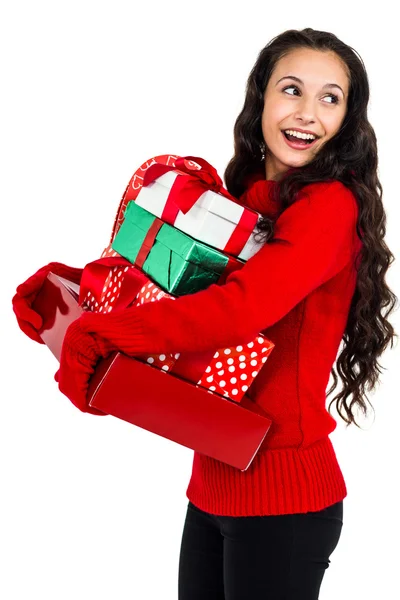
[33,272,272,471]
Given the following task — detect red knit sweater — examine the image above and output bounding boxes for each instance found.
[80,172,363,517]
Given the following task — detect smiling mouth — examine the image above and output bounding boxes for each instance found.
[281,130,320,149]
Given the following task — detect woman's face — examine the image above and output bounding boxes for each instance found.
[261,48,350,181]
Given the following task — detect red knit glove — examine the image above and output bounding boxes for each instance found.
[55,317,115,415]
[12,262,83,344]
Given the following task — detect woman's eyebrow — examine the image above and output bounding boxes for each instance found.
[275,75,344,96]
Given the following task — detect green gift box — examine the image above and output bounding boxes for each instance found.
[111,201,244,295]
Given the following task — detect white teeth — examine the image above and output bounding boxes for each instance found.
[284,129,316,141]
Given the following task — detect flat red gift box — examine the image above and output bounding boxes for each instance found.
[33,272,272,471]
[32,273,82,361]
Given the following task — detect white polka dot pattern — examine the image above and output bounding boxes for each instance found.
[101,243,120,259]
[81,249,128,314]
[82,248,275,397]
[197,337,274,403]
[81,260,181,373]
[134,280,179,371]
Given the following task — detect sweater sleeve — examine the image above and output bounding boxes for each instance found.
[79,181,359,354]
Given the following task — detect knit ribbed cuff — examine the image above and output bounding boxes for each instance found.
[79,309,148,355]
[64,319,101,361]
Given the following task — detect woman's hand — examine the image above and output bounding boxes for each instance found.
[12,262,83,344]
[55,316,115,415]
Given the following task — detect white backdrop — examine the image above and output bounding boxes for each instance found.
[1,1,399,599]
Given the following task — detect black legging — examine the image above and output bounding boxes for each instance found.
[178,499,343,599]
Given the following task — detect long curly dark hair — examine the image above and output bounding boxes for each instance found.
[224,27,398,428]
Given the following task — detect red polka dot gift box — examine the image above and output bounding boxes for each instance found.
[80,260,179,373]
[197,338,273,402]
[79,258,275,404]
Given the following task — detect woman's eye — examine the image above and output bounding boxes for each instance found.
[282,85,339,104]
[283,85,299,96]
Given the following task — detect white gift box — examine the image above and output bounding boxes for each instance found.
[134,170,263,261]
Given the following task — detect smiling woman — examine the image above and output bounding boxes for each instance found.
[10,24,398,600]
[224,29,396,443]
[260,48,350,179]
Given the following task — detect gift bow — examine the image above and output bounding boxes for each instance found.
[142,155,238,216]
[79,257,148,313]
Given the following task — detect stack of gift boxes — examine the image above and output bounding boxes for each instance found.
[80,155,275,404]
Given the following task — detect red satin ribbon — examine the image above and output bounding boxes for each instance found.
[142,155,258,257]
[142,156,238,215]
[131,213,244,288]
[224,209,259,257]
[79,257,148,312]
[134,218,164,269]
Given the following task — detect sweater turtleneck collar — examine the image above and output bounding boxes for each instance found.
[238,167,282,220]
